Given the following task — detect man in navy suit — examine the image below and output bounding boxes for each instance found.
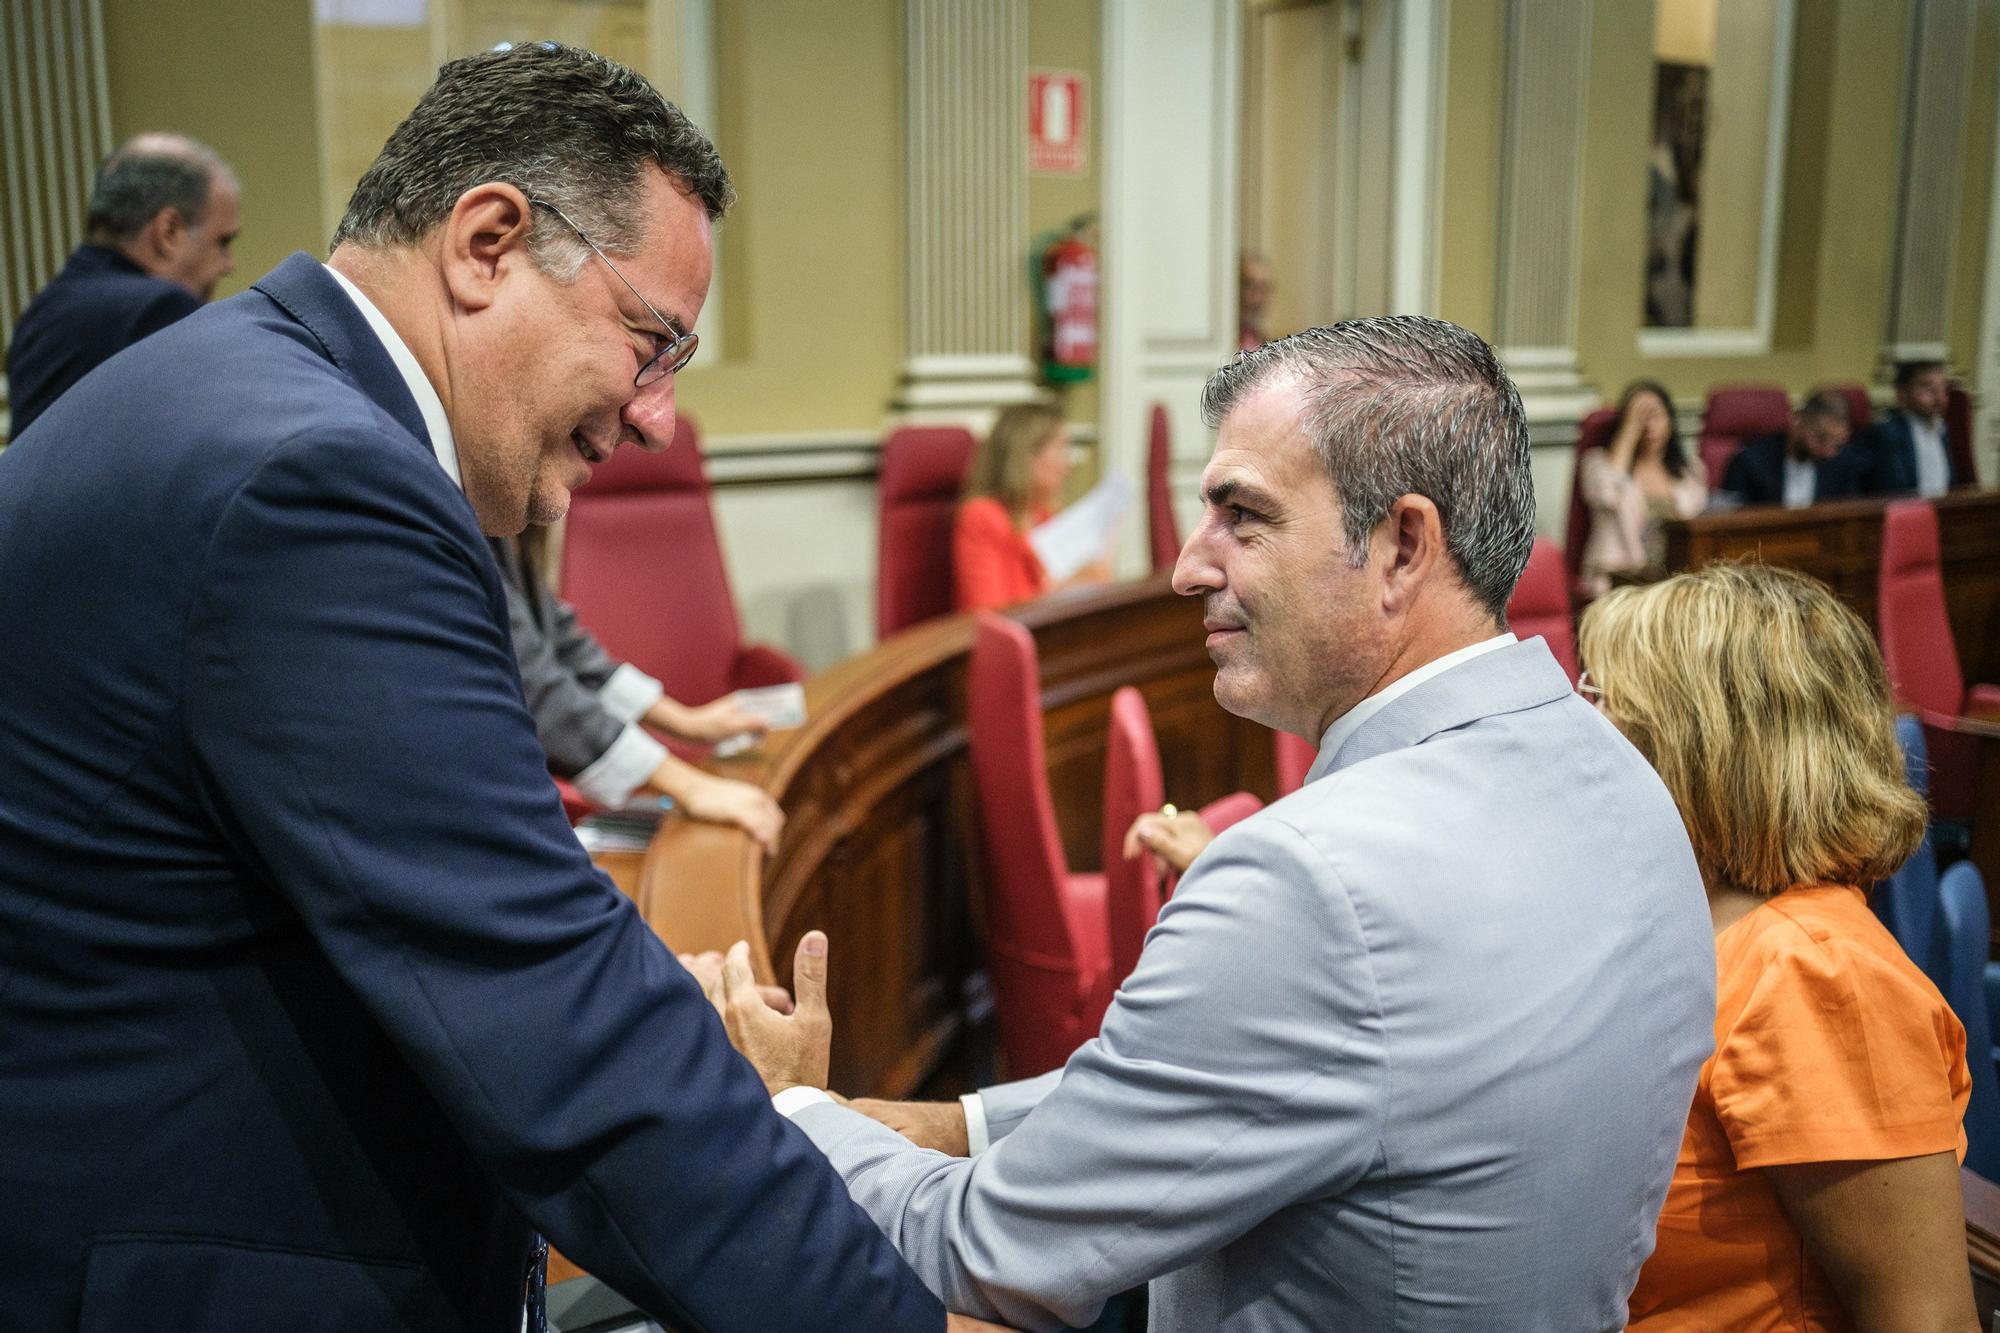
[0,45,954,1332]
[1863,360,1968,496]
[5,132,240,440]
[1720,390,1870,507]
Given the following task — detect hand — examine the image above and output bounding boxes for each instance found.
[678,949,793,1014]
[1122,808,1216,874]
[676,696,770,745]
[845,1098,971,1156]
[675,773,785,853]
[714,933,832,1095]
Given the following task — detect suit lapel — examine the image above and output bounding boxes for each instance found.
[1308,640,1576,782]
[254,252,433,454]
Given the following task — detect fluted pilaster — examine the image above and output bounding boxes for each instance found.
[1885,0,1977,363]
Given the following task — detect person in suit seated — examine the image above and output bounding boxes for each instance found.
[698,316,1716,1331]
[1864,359,1966,497]
[1581,562,1975,1330]
[1576,379,1709,598]
[6,133,240,440]
[0,42,972,1331]
[1720,391,1868,507]
[953,402,1111,611]
[498,527,782,846]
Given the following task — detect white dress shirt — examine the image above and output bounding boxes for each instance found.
[1781,453,1816,509]
[1906,411,1951,498]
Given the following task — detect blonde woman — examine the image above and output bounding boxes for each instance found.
[1580,563,1975,1331]
[953,403,1110,611]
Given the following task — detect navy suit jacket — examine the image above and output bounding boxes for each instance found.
[0,254,942,1332]
[4,243,201,440]
[1862,411,1968,494]
[1720,432,1872,507]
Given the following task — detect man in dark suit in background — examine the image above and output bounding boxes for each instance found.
[1720,390,1870,507]
[0,44,961,1332]
[5,133,240,440]
[1863,359,1967,496]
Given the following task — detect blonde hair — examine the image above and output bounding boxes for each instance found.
[1577,562,1924,896]
[964,403,1065,521]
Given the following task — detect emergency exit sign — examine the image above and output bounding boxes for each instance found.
[1029,70,1087,175]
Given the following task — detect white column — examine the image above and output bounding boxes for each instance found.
[1885,0,1978,366]
[1493,0,1595,425]
[1099,0,1241,569]
[893,0,1040,419]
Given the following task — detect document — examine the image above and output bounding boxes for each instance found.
[1029,471,1132,581]
[712,682,808,757]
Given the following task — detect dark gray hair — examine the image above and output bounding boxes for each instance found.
[1796,390,1849,426]
[87,134,230,242]
[1200,316,1536,619]
[332,41,732,281]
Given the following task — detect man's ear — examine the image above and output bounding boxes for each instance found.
[436,182,536,315]
[140,206,184,263]
[1379,493,1445,615]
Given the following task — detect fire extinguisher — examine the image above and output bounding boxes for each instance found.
[1039,215,1097,384]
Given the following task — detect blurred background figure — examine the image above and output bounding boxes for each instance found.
[6,133,239,441]
[1720,390,1865,508]
[953,402,1111,612]
[1576,379,1708,598]
[1865,359,1967,497]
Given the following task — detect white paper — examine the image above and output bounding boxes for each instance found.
[1028,472,1132,582]
[711,682,808,757]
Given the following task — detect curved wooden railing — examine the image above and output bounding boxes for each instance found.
[622,572,1274,1097]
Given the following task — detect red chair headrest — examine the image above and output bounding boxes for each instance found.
[880,427,977,504]
[576,415,706,496]
[1702,385,1792,439]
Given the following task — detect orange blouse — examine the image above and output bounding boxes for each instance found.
[1627,885,1970,1332]
[953,497,1052,612]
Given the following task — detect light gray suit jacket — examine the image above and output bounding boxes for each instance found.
[794,639,1714,1330]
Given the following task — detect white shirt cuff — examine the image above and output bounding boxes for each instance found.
[598,663,664,725]
[960,1091,991,1156]
[772,1085,833,1119]
[572,723,667,808]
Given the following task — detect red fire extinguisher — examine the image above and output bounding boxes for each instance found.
[1040,217,1097,384]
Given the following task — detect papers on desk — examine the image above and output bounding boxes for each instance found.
[712,682,808,758]
[574,797,671,854]
[1029,471,1132,582]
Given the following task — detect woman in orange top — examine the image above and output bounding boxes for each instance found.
[1579,562,1975,1332]
[953,403,1110,611]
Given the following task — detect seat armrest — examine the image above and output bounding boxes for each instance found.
[1966,682,2000,723]
[733,642,806,690]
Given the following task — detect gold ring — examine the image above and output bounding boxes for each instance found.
[1158,803,1178,819]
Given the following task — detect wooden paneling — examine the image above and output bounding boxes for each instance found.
[1663,489,2000,680]
[627,574,1273,1098]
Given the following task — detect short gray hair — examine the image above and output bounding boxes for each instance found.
[1200,316,1536,619]
[87,134,230,242]
[332,41,732,283]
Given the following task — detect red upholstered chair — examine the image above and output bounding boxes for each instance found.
[560,414,802,707]
[876,426,977,638]
[1273,730,1316,797]
[1562,407,1620,601]
[1148,403,1181,572]
[1947,383,1979,486]
[1823,382,1874,439]
[968,613,1114,1076]
[1700,384,1792,489]
[1102,687,1263,983]
[1508,537,1578,682]
[1878,499,2000,822]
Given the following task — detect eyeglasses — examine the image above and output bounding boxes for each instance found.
[1576,669,1603,703]
[528,197,696,386]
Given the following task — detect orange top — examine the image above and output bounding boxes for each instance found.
[1628,885,1970,1332]
[953,496,1052,612]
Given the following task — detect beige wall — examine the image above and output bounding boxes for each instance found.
[1027,0,1102,426]
[104,0,325,299]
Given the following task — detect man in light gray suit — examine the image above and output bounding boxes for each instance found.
[706,317,1715,1330]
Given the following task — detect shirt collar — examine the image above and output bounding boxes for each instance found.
[321,263,460,489]
[1315,632,1517,761]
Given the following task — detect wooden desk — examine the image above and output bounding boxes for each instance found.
[619,573,1273,1098]
[1662,488,2000,681]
